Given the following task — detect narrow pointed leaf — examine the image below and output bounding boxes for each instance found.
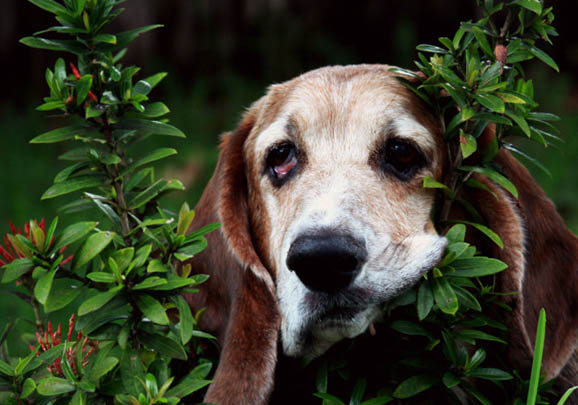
[34,268,57,305]
[2,258,34,283]
[42,175,105,200]
[30,125,92,144]
[73,231,115,270]
[139,333,187,360]
[134,294,169,325]
[117,119,185,138]
[432,276,459,315]
[393,374,438,399]
[78,286,123,316]
[36,377,76,396]
[52,221,97,252]
[451,257,508,277]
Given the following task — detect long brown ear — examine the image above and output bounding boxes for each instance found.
[186,106,280,405]
[458,129,578,391]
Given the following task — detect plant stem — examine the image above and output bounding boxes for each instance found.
[102,120,132,243]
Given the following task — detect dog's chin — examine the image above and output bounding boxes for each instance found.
[283,305,382,359]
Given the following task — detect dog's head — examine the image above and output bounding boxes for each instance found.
[194,64,578,404]
[228,65,447,357]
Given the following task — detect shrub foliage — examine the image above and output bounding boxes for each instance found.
[0,0,575,404]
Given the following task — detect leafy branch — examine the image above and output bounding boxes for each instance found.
[0,1,217,403]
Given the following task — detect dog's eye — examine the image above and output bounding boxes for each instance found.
[381,138,425,181]
[266,142,297,180]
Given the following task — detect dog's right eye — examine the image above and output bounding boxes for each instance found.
[266,142,297,182]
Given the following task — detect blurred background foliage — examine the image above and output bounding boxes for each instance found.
[1,0,576,353]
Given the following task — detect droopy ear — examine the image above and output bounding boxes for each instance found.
[457,126,578,391]
[187,105,281,405]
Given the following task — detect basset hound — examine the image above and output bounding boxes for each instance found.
[185,65,578,404]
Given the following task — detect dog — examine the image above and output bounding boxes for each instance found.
[185,65,578,404]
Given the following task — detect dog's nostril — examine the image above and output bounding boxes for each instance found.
[286,234,366,292]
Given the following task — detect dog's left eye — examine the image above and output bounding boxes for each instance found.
[381,138,426,181]
[266,142,298,181]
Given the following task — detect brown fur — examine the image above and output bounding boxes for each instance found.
[186,65,578,404]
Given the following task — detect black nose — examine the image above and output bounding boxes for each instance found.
[286,233,367,292]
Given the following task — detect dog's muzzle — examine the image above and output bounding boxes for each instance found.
[286,232,367,292]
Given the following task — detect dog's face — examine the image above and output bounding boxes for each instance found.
[241,65,448,358]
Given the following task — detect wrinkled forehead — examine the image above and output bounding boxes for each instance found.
[247,66,442,161]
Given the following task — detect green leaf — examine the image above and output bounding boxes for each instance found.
[513,0,543,15]
[453,285,482,311]
[393,374,438,399]
[52,221,97,252]
[474,94,505,113]
[455,329,507,344]
[139,333,187,360]
[458,166,518,198]
[78,286,123,316]
[391,320,431,337]
[141,102,170,118]
[86,272,116,283]
[85,193,122,230]
[417,281,434,320]
[174,295,194,345]
[445,224,466,243]
[416,44,447,54]
[115,24,164,48]
[19,37,85,54]
[120,349,145,397]
[28,0,68,15]
[442,372,461,388]
[30,125,92,144]
[451,257,508,277]
[459,220,504,248]
[360,397,393,405]
[527,308,546,405]
[76,74,93,105]
[528,46,559,72]
[557,386,578,405]
[54,162,89,184]
[117,119,185,138]
[142,72,168,89]
[88,356,118,381]
[166,362,213,398]
[93,34,117,44]
[133,244,152,269]
[432,276,459,315]
[460,132,477,159]
[37,377,76,396]
[0,359,14,377]
[423,176,451,192]
[36,101,66,111]
[119,148,177,178]
[42,175,105,200]
[174,238,207,261]
[128,179,168,209]
[132,276,167,290]
[112,248,134,273]
[21,377,36,399]
[313,393,347,405]
[134,294,169,325]
[45,280,85,313]
[388,67,421,80]
[468,368,513,381]
[34,268,57,305]
[177,203,195,236]
[472,26,493,57]
[505,110,532,137]
[1,258,34,283]
[73,231,115,270]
